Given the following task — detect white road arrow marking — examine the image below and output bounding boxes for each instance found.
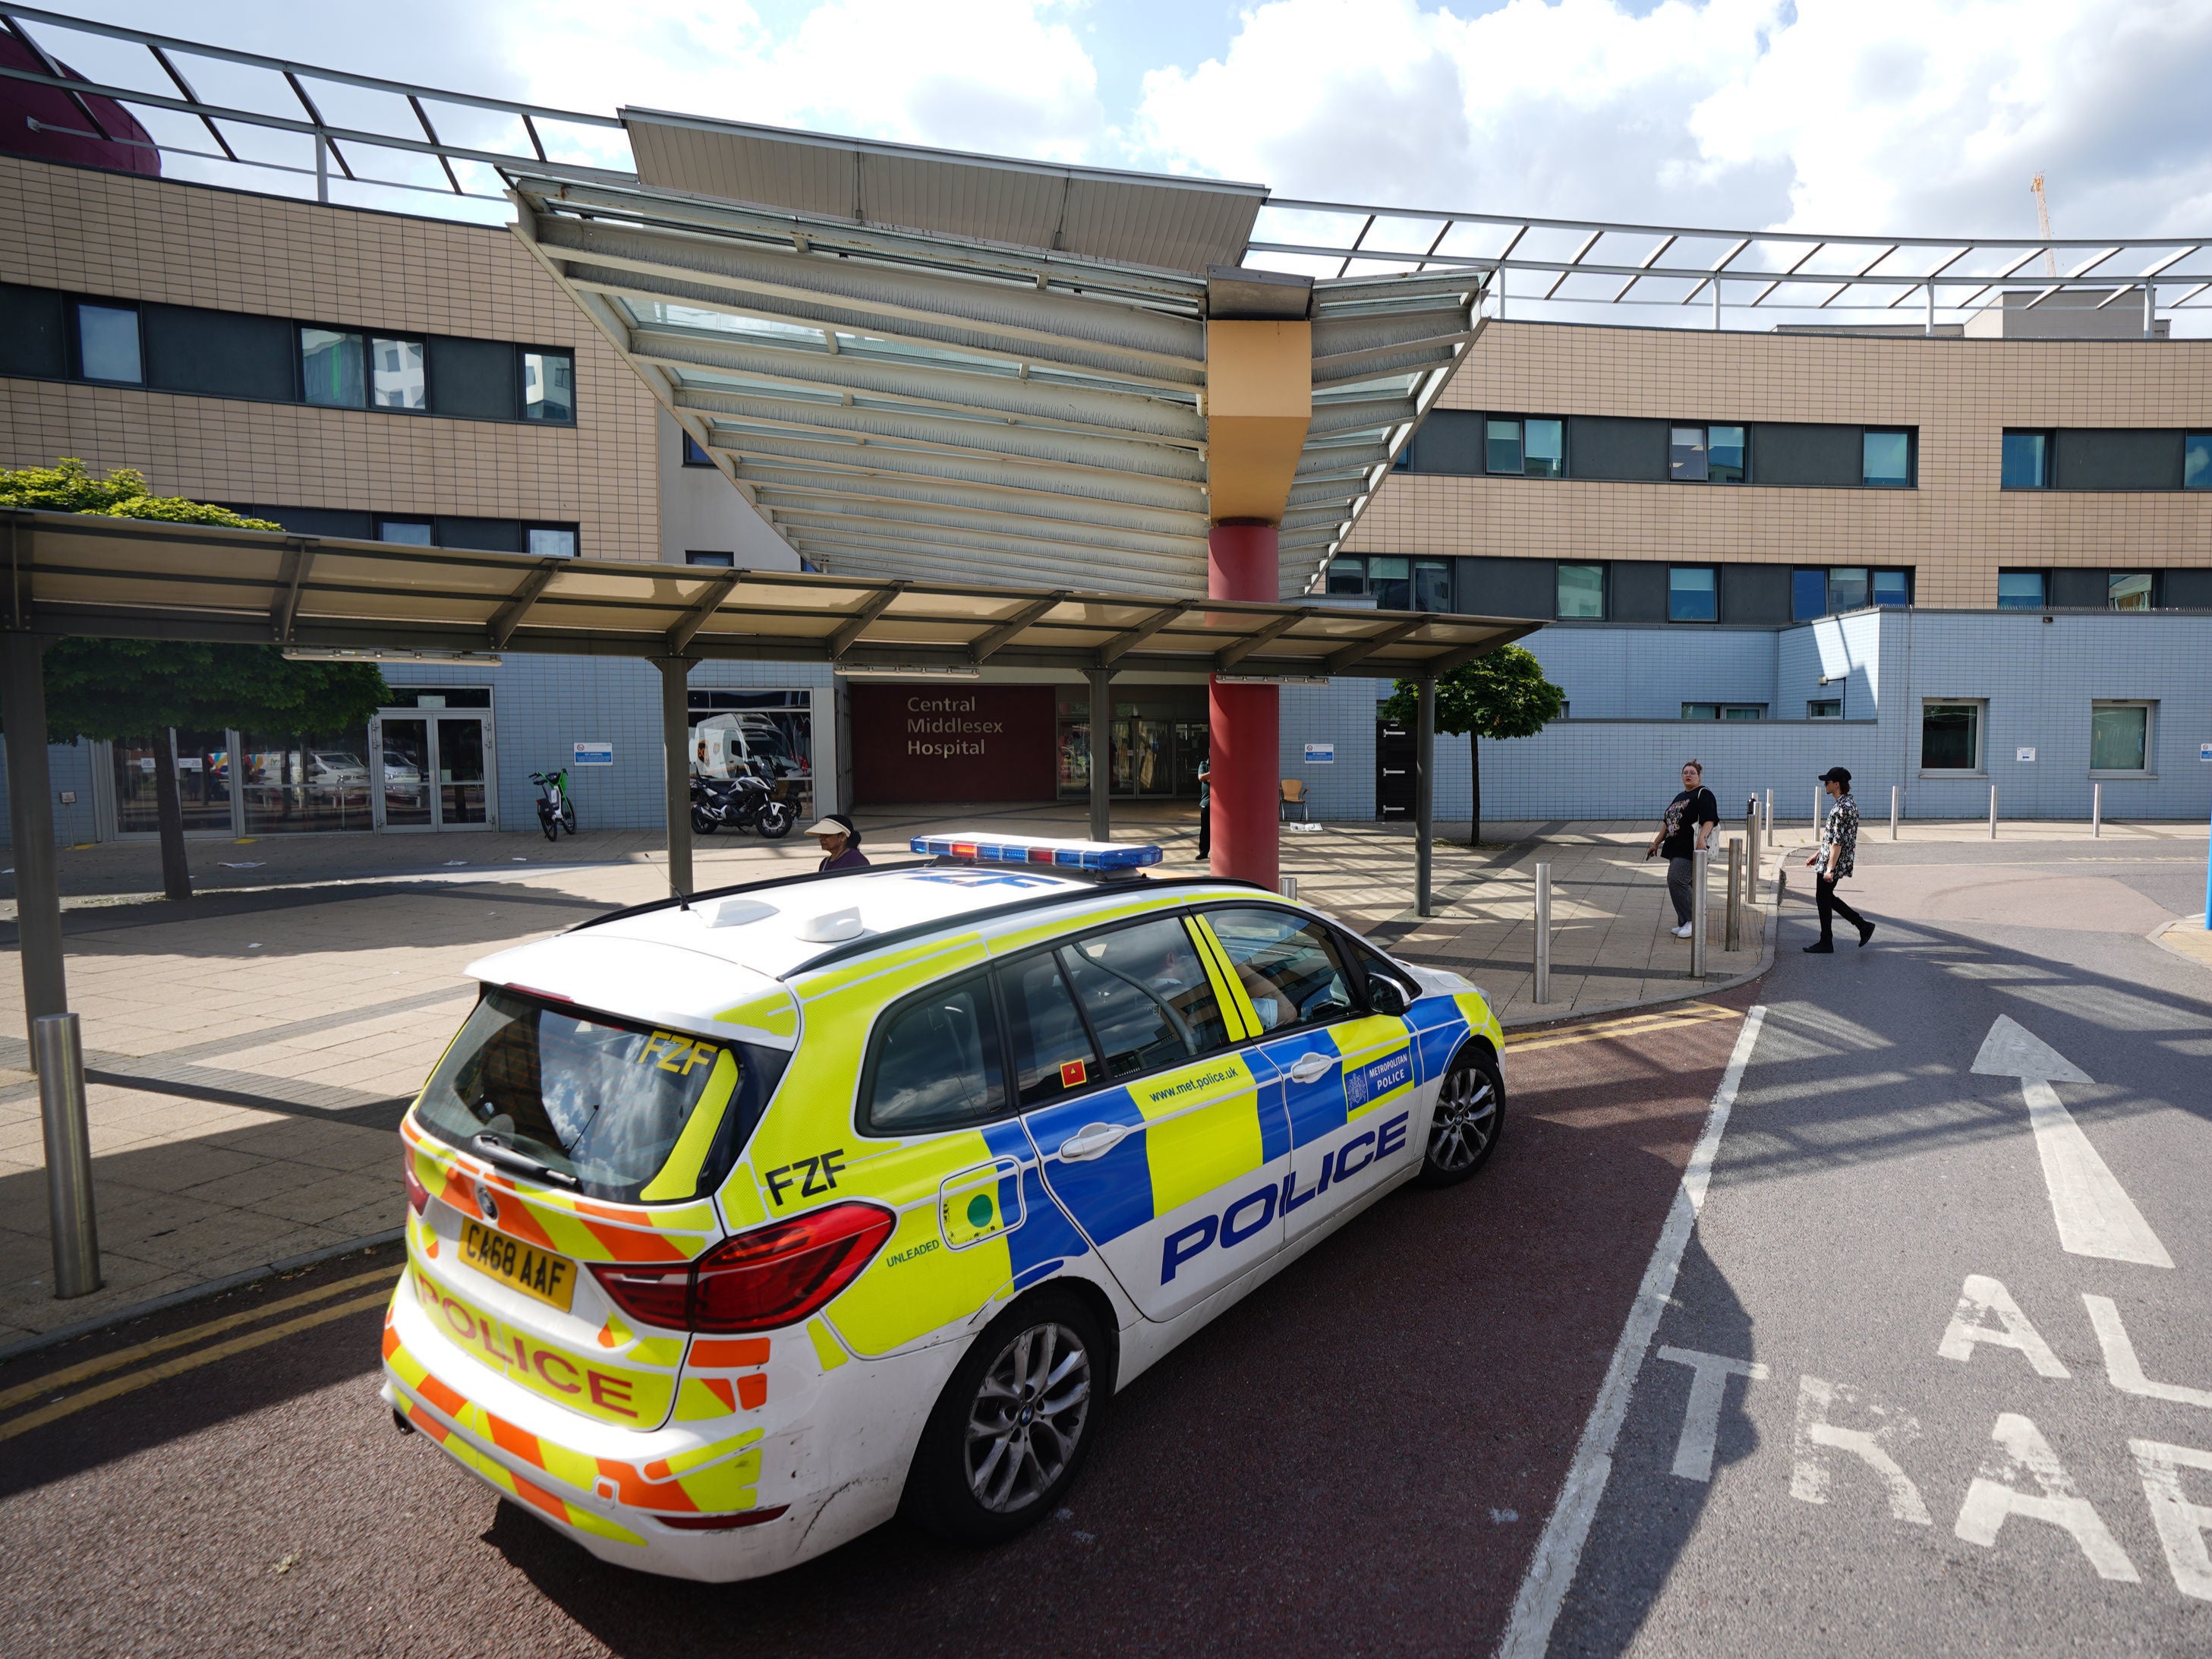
[1971,1016,2172,1269]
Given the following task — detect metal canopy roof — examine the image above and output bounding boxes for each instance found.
[4,510,1538,678]
[508,174,1476,600]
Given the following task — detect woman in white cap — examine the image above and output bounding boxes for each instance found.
[809,812,869,872]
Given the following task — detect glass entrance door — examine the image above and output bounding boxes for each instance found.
[372,712,494,830]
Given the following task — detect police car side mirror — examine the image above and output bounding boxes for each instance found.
[1367,976,1411,1017]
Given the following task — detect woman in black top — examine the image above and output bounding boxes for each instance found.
[1647,760,1719,938]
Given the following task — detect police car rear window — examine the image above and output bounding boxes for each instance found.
[412,988,784,1204]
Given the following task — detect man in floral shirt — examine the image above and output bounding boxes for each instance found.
[1803,765,1873,952]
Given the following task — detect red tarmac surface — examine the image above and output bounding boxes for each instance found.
[0,989,1757,1659]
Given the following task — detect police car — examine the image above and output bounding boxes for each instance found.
[381,831,1505,1581]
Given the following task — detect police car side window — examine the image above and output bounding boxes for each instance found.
[1205,907,1355,1034]
[999,949,1100,1107]
[863,975,1009,1134]
[1060,915,1230,1080]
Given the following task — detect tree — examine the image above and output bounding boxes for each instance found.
[1,459,387,898]
[1381,644,1563,847]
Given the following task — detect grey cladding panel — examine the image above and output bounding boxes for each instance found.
[142,304,294,402]
[2054,430,2182,491]
[1568,416,1666,482]
[0,282,65,379]
[2048,567,2108,609]
[436,517,527,553]
[428,338,519,421]
[1461,557,1555,620]
[1750,423,1861,487]
[1612,561,1669,623]
[1722,563,1791,624]
[245,506,373,540]
[1403,409,1483,475]
[2163,569,2212,609]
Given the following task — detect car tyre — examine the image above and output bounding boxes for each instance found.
[1416,1045,1503,1187]
[903,1288,1106,1545]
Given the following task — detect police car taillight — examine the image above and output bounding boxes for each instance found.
[404,1159,429,1215]
[589,1202,894,1334]
[909,831,1162,872]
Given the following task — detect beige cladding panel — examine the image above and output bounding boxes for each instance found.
[1355,320,2212,609]
[0,155,662,560]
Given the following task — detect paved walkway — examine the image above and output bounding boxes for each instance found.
[2,807,2200,1345]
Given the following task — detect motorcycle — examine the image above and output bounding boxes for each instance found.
[689,767,796,839]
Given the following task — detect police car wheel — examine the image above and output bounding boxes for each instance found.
[1417,1047,1503,1187]
[906,1290,1104,1544]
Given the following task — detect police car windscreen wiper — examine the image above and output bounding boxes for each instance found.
[471,1131,581,1190]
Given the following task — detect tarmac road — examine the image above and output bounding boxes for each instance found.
[0,994,1756,1659]
[1530,842,2212,1656]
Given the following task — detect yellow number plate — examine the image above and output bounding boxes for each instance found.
[460,1221,578,1314]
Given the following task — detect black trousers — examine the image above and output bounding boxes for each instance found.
[1815,873,1867,941]
[1197,802,1210,859]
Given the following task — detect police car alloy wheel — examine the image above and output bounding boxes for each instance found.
[1417,1048,1504,1187]
[906,1290,1106,1544]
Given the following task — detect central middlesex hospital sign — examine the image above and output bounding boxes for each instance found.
[849,684,1056,803]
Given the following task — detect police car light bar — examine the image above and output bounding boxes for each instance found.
[911,831,1164,871]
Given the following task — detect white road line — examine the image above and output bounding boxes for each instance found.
[2021,1079,2173,1268]
[1495,1005,1767,1659]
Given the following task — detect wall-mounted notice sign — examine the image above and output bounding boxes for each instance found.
[2016,746,2037,762]
[1303,743,1335,765]
[2201,742,2212,762]
[573,741,614,765]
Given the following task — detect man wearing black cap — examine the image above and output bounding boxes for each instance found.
[1803,767,1873,952]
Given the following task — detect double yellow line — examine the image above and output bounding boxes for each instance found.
[0,1266,401,1445]
[1505,1000,1741,1055]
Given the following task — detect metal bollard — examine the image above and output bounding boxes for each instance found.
[1533,862,1552,1005]
[1763,788,1772,838]
[1989,784,1998,840]
[1744,805,1760,909]
[36,1012,101,1299]
[1725,837,1742,951]
[1691,847,1709,976]
[1280,875,1298,902]
[1815,786,1824,831]
[2093,782,2102,839]
[1890,784,1900,841]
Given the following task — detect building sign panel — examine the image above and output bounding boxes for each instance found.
[573,741,614,765]
[1303,743,1335,765]
[850,685,1055,804]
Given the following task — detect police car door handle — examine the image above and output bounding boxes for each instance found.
[1287,1053,1335,1084]
[1058,1123,1128,1162]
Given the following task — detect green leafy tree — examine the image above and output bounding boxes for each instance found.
[1,459,386,898]
[1381,643,1564,847]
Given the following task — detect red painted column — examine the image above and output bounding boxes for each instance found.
[1208,520,1278,891]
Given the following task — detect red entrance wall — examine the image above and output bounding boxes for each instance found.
[849,684,1057,804]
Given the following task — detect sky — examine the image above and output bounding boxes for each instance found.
[33,0,2212,247]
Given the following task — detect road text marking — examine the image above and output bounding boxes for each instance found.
[1790,1374,1933,1525]
[1655,1347,1768,1481]
[1955,1412,2140,1582]
[1939,1274,2071,1378]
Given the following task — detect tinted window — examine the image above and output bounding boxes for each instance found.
[867,976,1007,1133]
[1709,425,1746,484]
[1206,908,1353,1034]
[2091,705,2149,771]
[1668,566,1718,622]
[1872,569,1911,607]
[2187,435,2210,489]
[370,336,426,409]
[1524,418,1564,478]
[1996,570,2045,609]
[524,349,574,423]
[1486,418,1523,475]
[1670,426,1709,482]
[0,282,67,378]
[1000,951,1098,1105]
[1366,555,1410,611]
[1863,429,1913,487]
[1923,704,1980,771]
[682,432,714,466]
[1062,916,1228,1077]
[528,526,579,558]
[1413,560,1451,612]
[75,302,140,383]
[2109,572,2153,611]
[1792,569,1827,620]
[143,304,294,402]
[2002,431,2049,488]
[378,519,434,546]
[427,337,519,421]
[301,329,364,407]
[1828,567,1870,612]
[1327,556,1365,595]
[1557,563,1604,620]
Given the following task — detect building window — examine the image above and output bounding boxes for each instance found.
[1791,569,1827,621]
[1996,570,2047,609]
[1682,703,1766,721]
[370,337,427,409]
[1670,424,1745,484]
[2187,434,2210,490]
[1922,702,1983,772]
[2109,572,2154,611]
[522,350,575,423]
[1522,419,1564,478]
[1413,560,1451,611]
[1486,419,1523,475]
[1326,556,1366,597]
[1827,567,1870,612]
[1668,566,1719,623]
[300,328,364,406]
[527,526,578,559]
[2090,702,2153,774]
[1807,699,1843,719]
[74,301,141,383]
[1796,566,1913,620]
[2002,431,2052,489]
[377,517,434,545]
[685,550,736,567]
[1366,556,1410,610]
[682,432,714,467]
[1556,563,1604,620]
[1873,569,1911,607]
[1862,429,1914,487]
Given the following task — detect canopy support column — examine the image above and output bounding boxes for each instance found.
[1086,667,1111,844]
[654,655,695,897]
[1416,670,1435,917]
[1208,522,1280,893]
[3,632,66,1034]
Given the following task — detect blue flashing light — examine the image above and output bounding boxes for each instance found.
[910,832,1164,871]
